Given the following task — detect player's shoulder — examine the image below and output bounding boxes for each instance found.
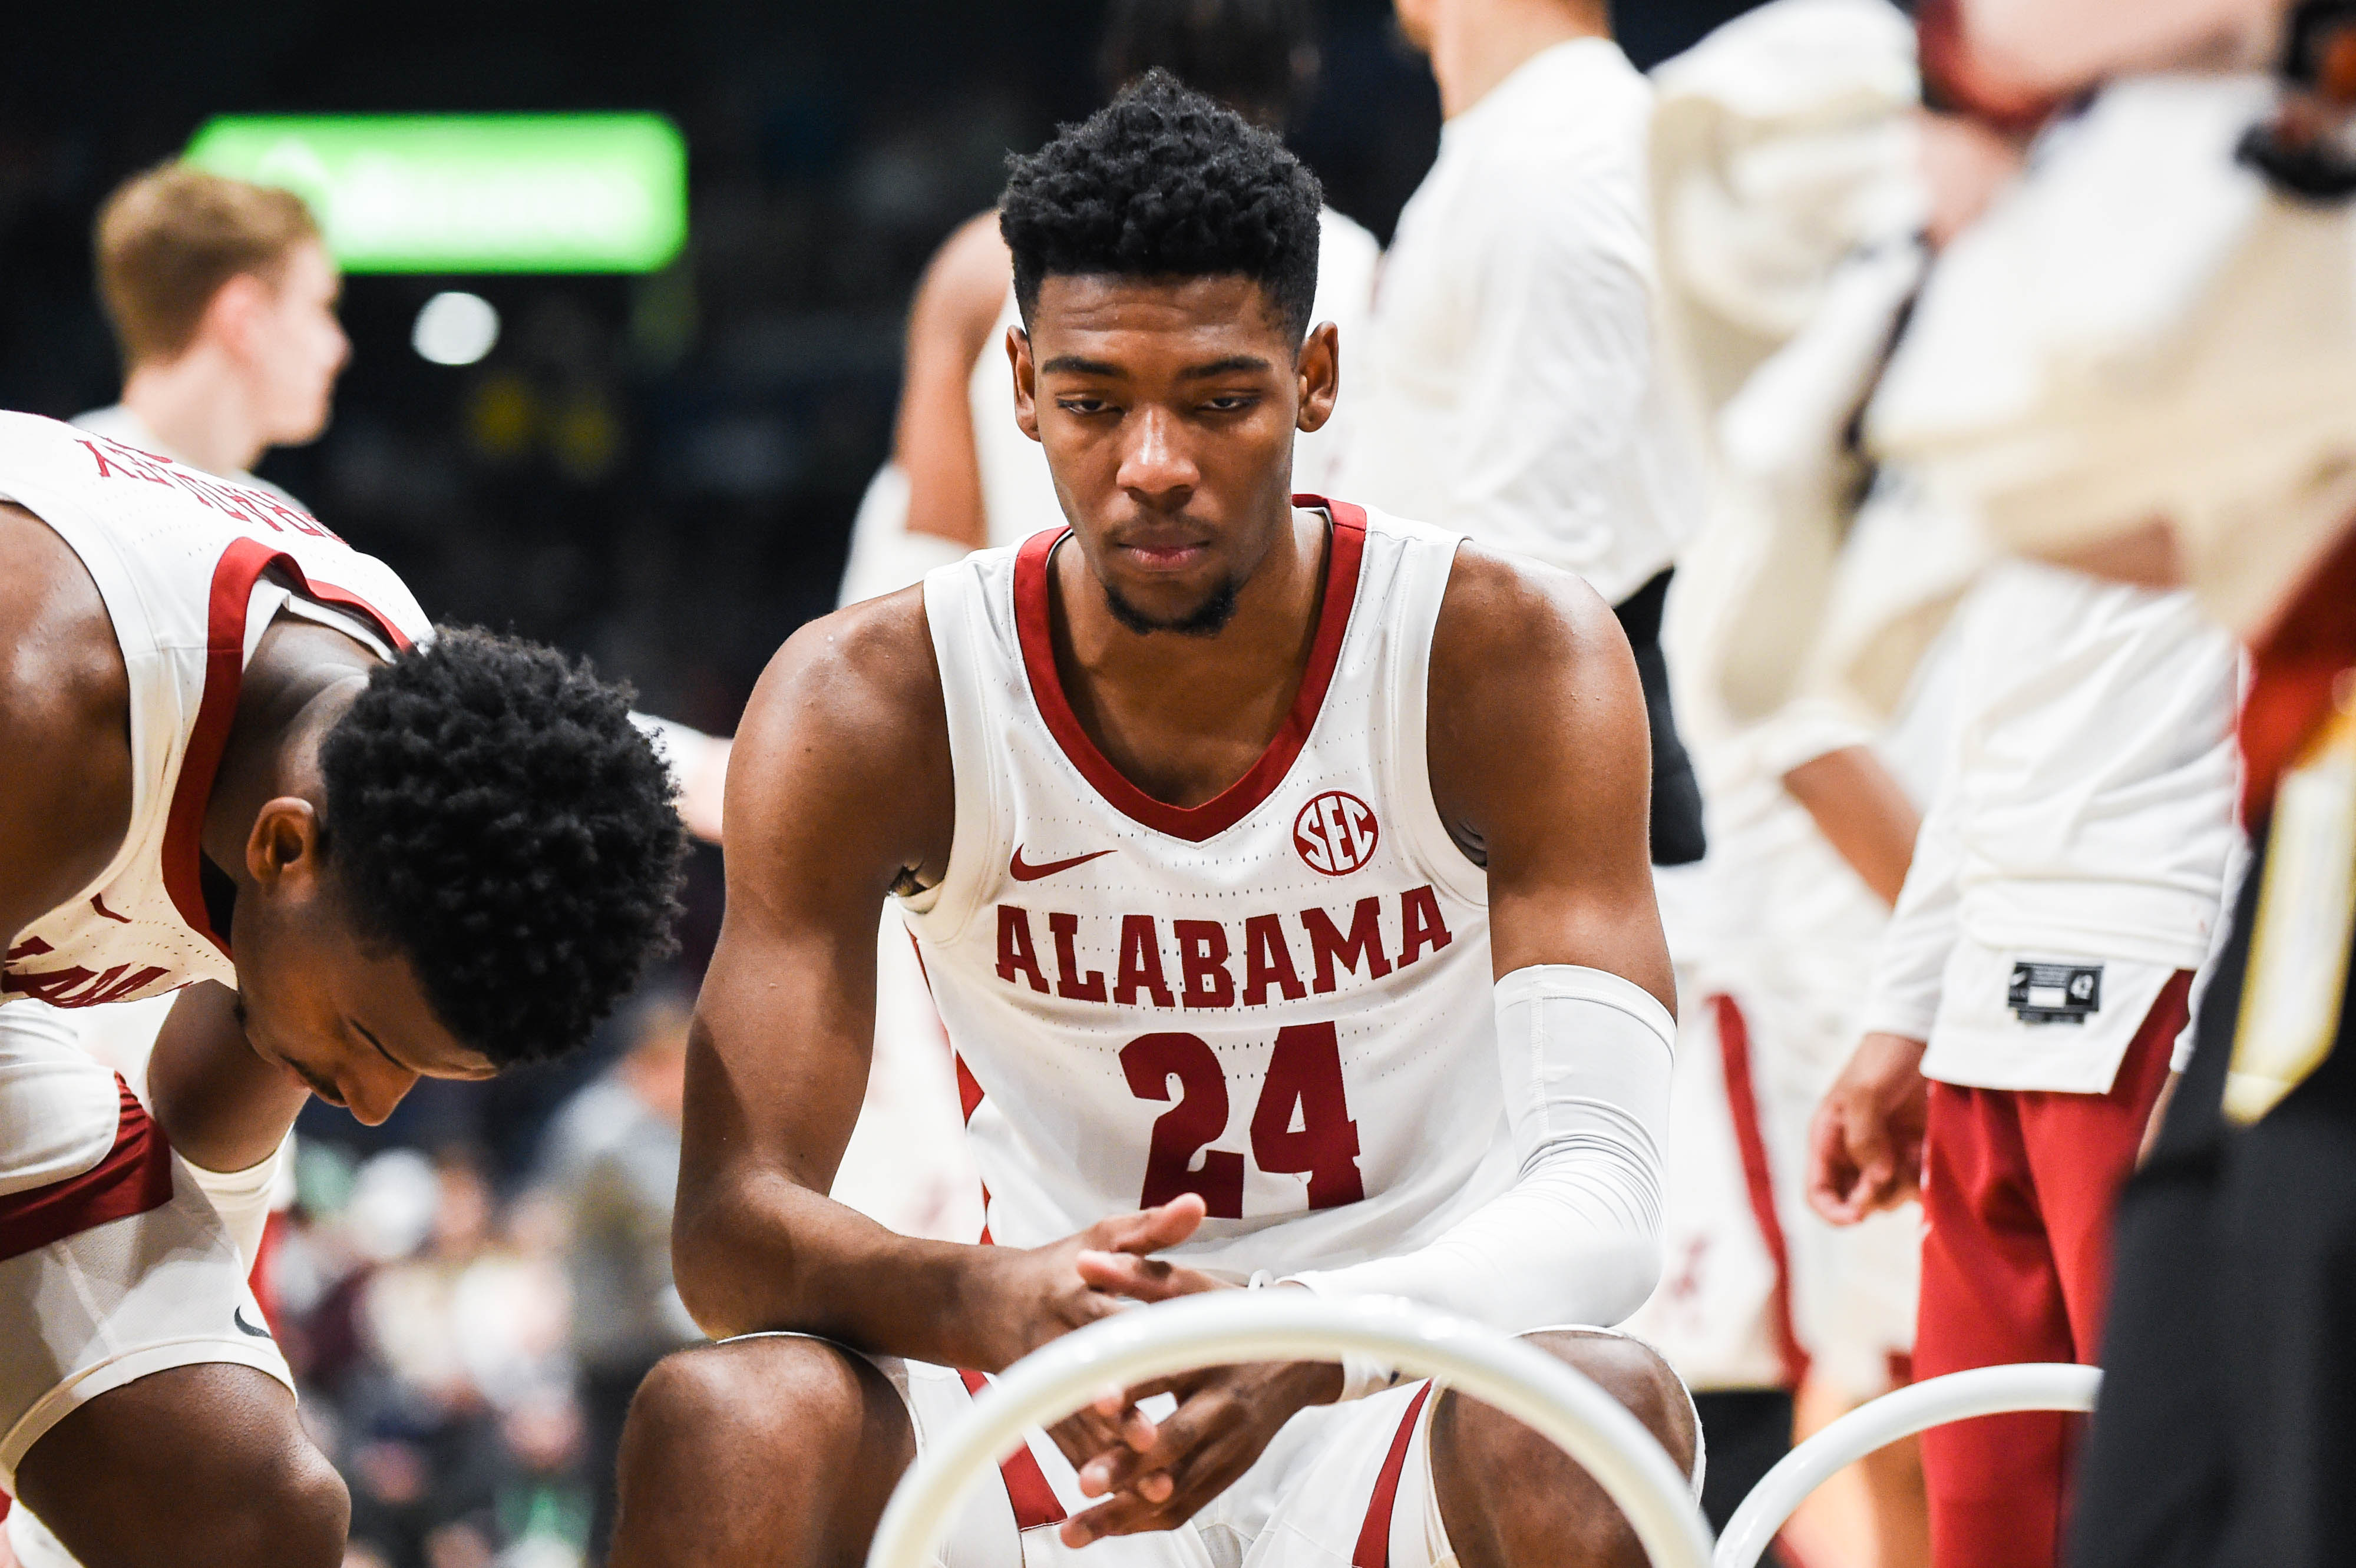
[742,584,945,765]
[1430,540,1631,692]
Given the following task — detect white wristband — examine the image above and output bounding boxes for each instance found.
[1337,1352,1403,1404]
[1273,1272,1402,1401]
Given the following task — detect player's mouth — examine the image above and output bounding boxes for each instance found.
[1115,535,1212,573]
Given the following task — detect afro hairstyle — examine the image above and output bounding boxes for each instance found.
[999,67,1324,340]
[318,627,688,1069]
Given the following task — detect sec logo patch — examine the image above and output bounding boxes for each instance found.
[1294,790,1379,876]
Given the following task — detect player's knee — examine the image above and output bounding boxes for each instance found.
[614,1338,911,1568]
[171,1420,348,1568]
[218,1443,350,1568]
[1522,1328,1699,1478]
[1433,1331,1697,1568]
[622,1337,875,1478]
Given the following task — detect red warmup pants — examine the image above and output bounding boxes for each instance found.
[1913,970,2191,1568]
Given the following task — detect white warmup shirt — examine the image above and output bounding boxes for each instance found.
[1861,561,2242,1093]
[1343,38,1701,605]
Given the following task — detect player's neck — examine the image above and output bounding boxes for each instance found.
[1430,0,1609,121]
[1050,506,1330,808]
[120,350,270,479]
[199,622,373,892]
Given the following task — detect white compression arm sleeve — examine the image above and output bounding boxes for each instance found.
[186,1132,293,1271]
[1290,964,1673,1339]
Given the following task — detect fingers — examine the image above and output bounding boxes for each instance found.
[1043,1384,1135,1471]
[1061,1420,1261,1546]
[1087,1195,1208,1257]
[1074,1251,1229,1301]
[1805,1103,1864,1224]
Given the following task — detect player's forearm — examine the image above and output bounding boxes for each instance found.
[1782,745,1922,907]
[672,1173,1010,1364]
[1290,966,1673,1335]
[145,981,307,1173]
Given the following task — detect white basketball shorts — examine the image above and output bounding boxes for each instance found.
[0,1001,293,1495]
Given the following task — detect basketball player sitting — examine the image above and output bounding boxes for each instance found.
[0,412,686,1564]
[610,73,1695,1568]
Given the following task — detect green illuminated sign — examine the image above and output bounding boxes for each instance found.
[183,114,687,274]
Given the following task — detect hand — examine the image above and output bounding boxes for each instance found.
[960,1195,1216,1374]
[1036,1209,1235,1476]
[1059,1360,1341,1547]
[1807,1033,1929,1225]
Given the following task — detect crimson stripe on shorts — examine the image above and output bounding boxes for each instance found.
[1011,497,1367,843]
[1352,1380,1433,1568]
[1711,994,1811,1388]
[0,1079,175,1263]
[956,1368,1068,1529]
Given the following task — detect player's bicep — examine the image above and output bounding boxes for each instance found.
[680,598,951,1200]
[1429,551,1672,1010]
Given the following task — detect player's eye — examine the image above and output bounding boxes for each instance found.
[1200,393,1259,414]
[1056,396,1116,416]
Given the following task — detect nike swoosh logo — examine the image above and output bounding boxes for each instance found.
[1009,846,1116,882]
[233,1305,273,1340]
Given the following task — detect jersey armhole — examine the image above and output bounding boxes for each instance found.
[900,561,1004,939]
[1384,530,1489,911]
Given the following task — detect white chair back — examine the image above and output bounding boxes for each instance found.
[863,1292,1715,1568]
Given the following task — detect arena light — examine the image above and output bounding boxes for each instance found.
[182,114,687,274]
[412,292,501,365]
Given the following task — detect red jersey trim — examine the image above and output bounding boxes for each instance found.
[161,539,417,955]
[0,1079,176,1263]
[1011,498,1368,843]
[956,1368,1069,1529]
[1352,1380,1434,1568]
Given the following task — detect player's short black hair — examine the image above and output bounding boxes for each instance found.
[1000,68,1324,340]
[318,627,688,1069]
[1098,0,1320,134]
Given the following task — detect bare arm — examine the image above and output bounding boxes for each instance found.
[1782,744,1923,907]
[670,589,1202,1364]
[0,504,133,952]
[893,211,1013,550]
[1429,544,1674,1007]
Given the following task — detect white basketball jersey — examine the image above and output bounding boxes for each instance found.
[0,412,428,1011]
[901,501,1516,1277]
[967,207,1384,548]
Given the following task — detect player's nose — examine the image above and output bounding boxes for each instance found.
[1115,406,1197,506]
[342,1057,421,1127]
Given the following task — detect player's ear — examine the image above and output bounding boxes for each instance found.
[203,272,275,362]
[1009,326,1042,444]
[1296,322,1339,435]
[246,797,325,894]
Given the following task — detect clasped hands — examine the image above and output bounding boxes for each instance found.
[977,1193,1344,1549]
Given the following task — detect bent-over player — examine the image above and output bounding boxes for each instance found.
[613,75,1696,1568]
[0,409,687,1566]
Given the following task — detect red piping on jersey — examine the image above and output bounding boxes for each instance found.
[1012,498,1367,843]
[0,1078,176,1263]
[162,538,415,956]
[957,1369,1069,1529]
[1712,994,1810,1389]
[1352,1380,1434,1568]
